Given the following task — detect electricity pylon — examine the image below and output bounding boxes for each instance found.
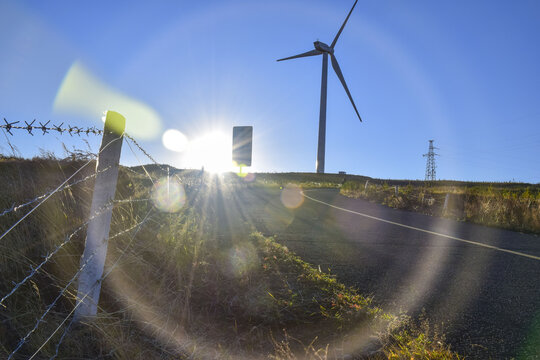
[423,140,439,181]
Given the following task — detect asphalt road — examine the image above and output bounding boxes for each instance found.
[232,186,540,359]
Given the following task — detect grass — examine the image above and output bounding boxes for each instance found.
[252,172,369,190]
[0,156,462,359]
[341,179,540,234]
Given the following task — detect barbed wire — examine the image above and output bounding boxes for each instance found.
[0,222,87,309]
[0,197,151,308]
[0,131,157,218]
[1,117,169,176]
[122,165,148,177]
[6,208,155,359]
[0,117,166,358]
[124,134,167,172]
[124,137,158,185]
[0,128,155,304]
[0,165,112,218]
[0,158,94,242]
[35,209,155,360]
[113,198,151,204]
[0,136,121,243]
[0,119,169,175]
[2,118,103,137]
[6,250,99,359]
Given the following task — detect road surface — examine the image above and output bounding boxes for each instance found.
[227,186,540,359]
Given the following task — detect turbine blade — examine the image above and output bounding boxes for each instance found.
[331,55,362,122]
[277,49,321,62]
[331,0,358,49]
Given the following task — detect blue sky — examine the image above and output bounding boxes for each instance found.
[1,0,539,182]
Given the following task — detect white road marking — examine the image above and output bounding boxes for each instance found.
[302,191,540,261]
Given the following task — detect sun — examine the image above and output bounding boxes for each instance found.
[184,132,233,173]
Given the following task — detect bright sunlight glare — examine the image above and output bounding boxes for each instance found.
[162,129,189,153]
[184,132,233,173]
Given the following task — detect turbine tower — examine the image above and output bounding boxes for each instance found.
[277,0,362,174]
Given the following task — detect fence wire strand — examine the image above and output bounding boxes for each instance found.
[1,119,103,137]
[7,250,99,359]
[37,209,155,360]
[114,198,151,204]
[7,208,154,359]
[124,137,157,185]
[0,136,121,243]
[0,223,87,309]
[0,122,168,358]
[0,165,112,218]
[124,134,167,173]
[0,197,150,308]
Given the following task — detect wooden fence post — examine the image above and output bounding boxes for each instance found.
[74,111,125,321]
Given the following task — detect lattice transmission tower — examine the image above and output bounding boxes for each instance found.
[423,139,439,181]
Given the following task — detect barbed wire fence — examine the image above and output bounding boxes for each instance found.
[9,209,156,360]
[0,115,170,358]
[0,165,111,218]
[2,118,103,137]
[0,135,124,245]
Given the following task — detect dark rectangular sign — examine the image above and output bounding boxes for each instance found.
[232,126,253,167]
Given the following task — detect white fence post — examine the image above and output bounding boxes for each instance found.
[74,111,125,321]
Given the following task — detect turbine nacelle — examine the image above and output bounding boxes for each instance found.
[314,41,333,54]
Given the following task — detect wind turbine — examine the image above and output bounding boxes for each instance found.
[278,0,362,174]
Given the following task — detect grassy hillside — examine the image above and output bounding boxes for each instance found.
[341,179,540,234]
[0,157,461,359]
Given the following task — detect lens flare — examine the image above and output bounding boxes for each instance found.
[162,129,189,153]
[54,61,162,139]
[151,176,186,213]
[280,183,304,209]
[226,242,258,278]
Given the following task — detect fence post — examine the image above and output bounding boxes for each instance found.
[395,185,399,196]
[364,180,369,190]
[74,111,125,321]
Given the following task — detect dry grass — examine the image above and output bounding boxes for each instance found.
[342,180,540,233]
[0,157,462,359]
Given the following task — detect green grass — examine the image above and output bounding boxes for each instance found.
[0,157,462,359]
